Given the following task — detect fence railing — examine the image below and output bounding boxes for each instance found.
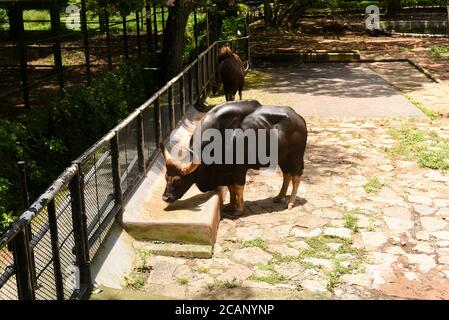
[0,36,250,300]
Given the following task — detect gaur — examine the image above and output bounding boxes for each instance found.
[160,100,308,216]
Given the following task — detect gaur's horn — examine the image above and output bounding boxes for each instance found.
[244,61,250,74]
[179,162,199,175]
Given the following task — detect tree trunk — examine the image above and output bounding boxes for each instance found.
[264,0,272,28]
[161,0,192,82]
[385,0,401,19]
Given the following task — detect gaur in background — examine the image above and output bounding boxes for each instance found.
[323,20,351,39]
[160,100,308,217]
[213,45,249,101]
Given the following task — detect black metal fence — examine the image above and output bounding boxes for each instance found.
[0,36,250,300]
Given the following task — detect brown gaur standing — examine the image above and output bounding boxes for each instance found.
[213,45,249,101]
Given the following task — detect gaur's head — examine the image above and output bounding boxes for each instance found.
[160,143,198,203]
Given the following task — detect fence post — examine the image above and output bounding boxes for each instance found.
[154,97,162,145]
[168,86,175,130]
[122,16,128,59]
[80,0,91,85]
[50,0,64,90]
[246,36,250,63]
[136,112,146,174]
[47,199,65,300]
[145,4,153,53]
[105,5,112,70]
[136,11,142,59]
[69,164,92,299]
[17,161,29,210]
[110,132,123,214]
[195,58,200,99]
[153,4,158,50]
[188,68,193,106]
[9,221,35,300]
[180,74,185,116]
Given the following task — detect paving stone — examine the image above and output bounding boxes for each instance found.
[408,195,433,206]
[361,232,387,249]
[405,254,436,272]
[216,264,253,282]
[147,256,185,285]
[290,227,322,238]
[413,242,434,254]
[303,258,333,269]
[383,217,414,231]
[434,199,449,207]
[341,273,371,287]
[295,215,329,229]
[289,240,309,250]
[232,247,273,265]
[437,248,449,264]
[236,226,263,242]
[384,246,407,255]
[324,227,353,239]
[274,262,302,278]
[424,171,449,182]
[435,207,449,217]
[431,231,449,241]
[313,208,343,219]
[301,279,328,294]
[268,245,299,257]
[383,206,411,220]
[368,188,404,206]
[327,243,342,250]
[416,231,430,241]
[437,241,449,247]
[310,199,335,209]
[413,204,436,216]
[420,217,448,231]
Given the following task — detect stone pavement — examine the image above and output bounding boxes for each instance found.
[123,117,449,300]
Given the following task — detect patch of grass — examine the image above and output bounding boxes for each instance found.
[249,272,286,285]
[367,216,376,232]
[241,237,268,250]
[244,70,271,89]
[222,246,231,253]
[177,277,189,286]
[197,266,209,274]
[405,96,437,120]
[428,45,449,59]
[256,262,276,271]
[209,278,239,289]
[344,212,359,233]
[135,250,152,273]
[363,177,384,194]
[327,271,342,292]
[387,125,449,170]
[127,274,146,289]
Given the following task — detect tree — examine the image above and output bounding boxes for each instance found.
[384,0,401,19]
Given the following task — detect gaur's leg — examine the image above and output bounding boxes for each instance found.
[287,175,301,210]
[223,185,236,212]
[234,184,245,217]
[273,172,291,203]
[239,89,242,100]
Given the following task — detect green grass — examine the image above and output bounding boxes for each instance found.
[387,125,449,170]
[363,177,384,194]
[428,45,449,59]
[209,278,239,290]
[177,277,189,286]
[405,96,437,119]
[256,262,276,271]
[249,272,286,285]
[343,212,359,233]
[241,237,268,250]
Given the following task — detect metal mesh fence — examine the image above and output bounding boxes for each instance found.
[0,247,18,300]
[143,104,157,163]
[118,118,140,197]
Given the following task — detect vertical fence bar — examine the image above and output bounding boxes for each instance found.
[195,59,200,99]
[9,222,35,300]
[13,2,30,109]
[136,112,146,174]
[110,132,123,214]
[122,16,128,59]
[180,74,185,116]
[168,86,175,130]
[69,165,92,299]
[206,9,210,47]
[153,4,158,50]
[47,199,64,300]
[80,0,91,85]
[50,0,63,90]
[145,4,153,53]
[154,98,162,145]
[194,10,198,57]
[136,11,141,59]
[188,68,193,106]
[202,53,207,95]
[105,5,112,70]
[17,161,29,210]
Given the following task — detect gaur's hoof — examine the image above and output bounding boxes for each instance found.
[233,208,245,218]
[273,196,283,203]
[223,204,235,213]
[287,202,295,210]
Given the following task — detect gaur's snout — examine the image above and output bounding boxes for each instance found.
[162,193,177,203]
